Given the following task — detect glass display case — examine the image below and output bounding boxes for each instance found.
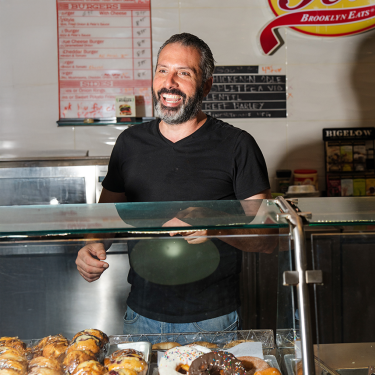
[1,197,374,375]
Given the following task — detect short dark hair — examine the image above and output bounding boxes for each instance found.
[156,33,215,83]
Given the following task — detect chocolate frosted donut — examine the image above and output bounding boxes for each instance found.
[189,351,245,375]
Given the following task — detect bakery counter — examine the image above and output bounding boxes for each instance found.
[0,199,288,343]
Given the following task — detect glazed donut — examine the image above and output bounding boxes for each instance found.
[104,349,147,374]
[254,368,281,375]
[238,356,270,375]
[152,342,181,350]
[29,335,69,359]
[159,346,204,375]
[189,351,245,375]
[223,340,254,349]
[28,368,63,375]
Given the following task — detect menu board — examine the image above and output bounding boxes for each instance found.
[202,66,287,118]
[57,0,153,120]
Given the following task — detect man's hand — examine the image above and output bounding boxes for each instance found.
[76,242,109,282]
[170,230,209,244]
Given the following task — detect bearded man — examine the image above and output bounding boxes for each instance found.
[75,33,271,336]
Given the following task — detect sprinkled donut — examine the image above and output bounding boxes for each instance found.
[159,346,204,375]
[189,351,245,375]
[237,356,270,375]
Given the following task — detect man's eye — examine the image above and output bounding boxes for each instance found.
[180,71,190,76]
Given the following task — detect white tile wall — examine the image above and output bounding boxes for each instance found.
[1,0,374,193]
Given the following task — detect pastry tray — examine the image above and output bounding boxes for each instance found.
[109,329,275,353]
[284,354,369,375]
[150,354,281,375]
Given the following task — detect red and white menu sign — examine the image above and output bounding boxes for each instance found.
[57,0,152,119]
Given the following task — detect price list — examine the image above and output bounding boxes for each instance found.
[57,0,152,119]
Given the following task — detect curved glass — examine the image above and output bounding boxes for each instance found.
[0,199,286,237]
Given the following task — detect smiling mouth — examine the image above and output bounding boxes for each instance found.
[162,93,183,104]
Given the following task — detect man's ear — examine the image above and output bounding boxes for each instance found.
[203,77,213,97]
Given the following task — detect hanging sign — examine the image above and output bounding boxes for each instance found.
[260,0,375,55]
[57,0,153,120]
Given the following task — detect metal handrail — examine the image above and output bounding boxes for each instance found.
[274,196,315,375]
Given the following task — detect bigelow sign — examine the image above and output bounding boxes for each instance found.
[259,0,375,55]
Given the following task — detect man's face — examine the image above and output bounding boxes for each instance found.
[152,43,206,124]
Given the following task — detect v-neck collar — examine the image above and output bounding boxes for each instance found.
[156,116,212,146]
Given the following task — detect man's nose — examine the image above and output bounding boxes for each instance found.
[164,72,178,89]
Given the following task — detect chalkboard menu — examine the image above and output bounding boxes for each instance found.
[202,66,287,118]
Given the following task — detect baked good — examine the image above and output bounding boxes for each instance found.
[237,356,270,375]
[223,340,254,349]
[42,341,69,362]
[28,368,63,375]
[0,369,22,375]
[107,370,139,375]
[191,342,218,349]
[254,368,281,375]
[0,347,27,365]
[159,346,204,375]
[71,360,106,375]
[0,359,27,375]
[104,349,146,374]
[0,338,26,355]
[62,350,97,374]
[29,357,62,373]
[29,335,69,359]
[296,360,303,375]
[67,335,101,357]
[189,351,245,375]
[152,342,181,350]
[71,330,108,350]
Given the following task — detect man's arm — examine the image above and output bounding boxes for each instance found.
[75,188,127,282]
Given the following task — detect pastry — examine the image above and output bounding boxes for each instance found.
[71,360,106,375]
[71,330,108,350]
[67,335,101,357]
[191,342,218,349]
[237,356,270,375]
[152,342,181,350]
[223,340,254,349]
[62,350,97,375]
[159,346,204,375]
[0,359,27,375]
[254,368,281,375]
[189,351,245,375]
[0,338,26,355]
[104,349,147,374]
[28,356,62,373]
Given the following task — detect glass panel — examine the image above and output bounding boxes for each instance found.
[0,199,287,237]
[311,232,375,372]
[0,230,285,350]
[295,197,375,226]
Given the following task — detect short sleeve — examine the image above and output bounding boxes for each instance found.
[102,136,126,193]
[233,131,270,199]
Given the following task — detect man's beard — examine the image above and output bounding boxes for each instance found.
[152,84,204,125]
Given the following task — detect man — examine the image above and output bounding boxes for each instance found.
[76,33,271,335]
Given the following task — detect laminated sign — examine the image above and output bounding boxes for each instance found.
[259,0,375,55]
[57,0,152,119]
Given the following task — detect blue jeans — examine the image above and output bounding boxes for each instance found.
[123,306,240,344]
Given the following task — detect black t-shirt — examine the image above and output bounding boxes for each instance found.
[102,116,270,323]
